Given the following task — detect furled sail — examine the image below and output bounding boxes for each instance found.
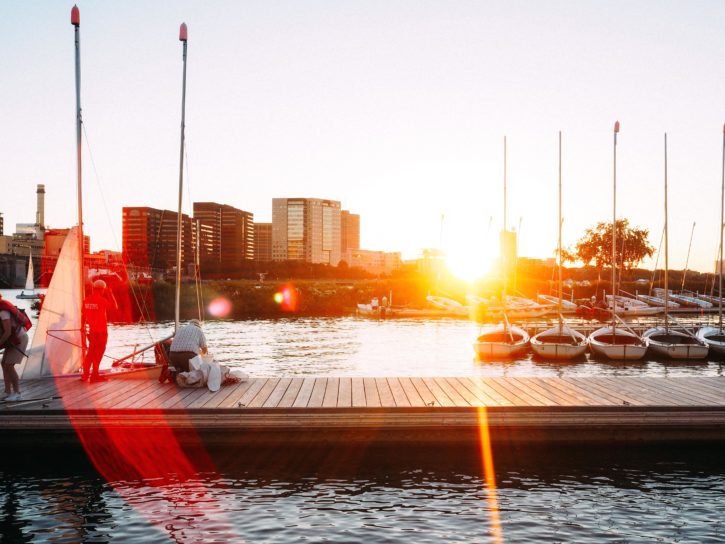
[20,228,83,378]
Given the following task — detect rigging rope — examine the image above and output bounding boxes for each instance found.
[81,124,157,341]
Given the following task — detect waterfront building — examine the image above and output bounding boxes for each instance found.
[122,206,194,273]
[341,210,360,254]
[343,249,401,276]
[254,222,272,262]
[272,198,341,265]
[193,202,254,269]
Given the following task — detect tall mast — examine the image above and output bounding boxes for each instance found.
[71,5,86,361]
[175,23,188,332]
[612,121,619,331]
[717,125,725,332]
[558,131,563,329]
[664,133,669,333]
[502,136,507,317]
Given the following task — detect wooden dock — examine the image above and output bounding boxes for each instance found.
[2,376,725,444]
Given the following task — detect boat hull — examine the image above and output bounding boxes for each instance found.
[588,327,647,360]
[531,326,588,360]
[474,324,530,358]
[697,326,725,355]
[643,327,709,359]
[16,292,41,300]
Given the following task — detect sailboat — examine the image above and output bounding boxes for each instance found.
[16,250,41,300]
[588,121,648,360]
[20,6,169,380]
[474,136,530,358]
[531,132,587,360]
[643,134,708,359]
[697,125,725,355]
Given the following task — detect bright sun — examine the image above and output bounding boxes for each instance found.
[446,237,497,281]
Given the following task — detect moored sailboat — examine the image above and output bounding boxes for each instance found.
[16,250,41,300]
[698,124,725,355]
[531,132,587,360]
[474,136,530,357]
[20,7,172,380]
[588,121,647,360]
[643,134,708,359]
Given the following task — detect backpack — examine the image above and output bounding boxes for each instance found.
[0,300,32,347]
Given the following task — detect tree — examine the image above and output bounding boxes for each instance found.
[562,219,654,270]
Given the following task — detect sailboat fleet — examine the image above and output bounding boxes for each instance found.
[474,122,723,362]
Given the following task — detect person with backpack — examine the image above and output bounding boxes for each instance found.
[0,293,31,401]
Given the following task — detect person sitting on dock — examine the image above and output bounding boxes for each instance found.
[169,319,208,379]
[82,279,118,383]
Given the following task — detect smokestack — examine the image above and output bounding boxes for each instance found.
[36,184,45,227]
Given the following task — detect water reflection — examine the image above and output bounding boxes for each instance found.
[1,444,723,543]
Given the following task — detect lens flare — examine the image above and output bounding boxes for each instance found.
[208,297,232,318]
[478,407,503,543]
[274,284,299,312]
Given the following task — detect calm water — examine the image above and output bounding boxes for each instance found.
[3,288,725,542]
[1,445,724,543]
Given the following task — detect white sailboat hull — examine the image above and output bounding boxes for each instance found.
[643,327,709,359]
[531,325,588,359]
[473,323,530,358]
[588,326,647,360]
[697,326,725,355]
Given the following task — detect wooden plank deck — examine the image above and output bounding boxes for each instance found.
[1,377,724,444]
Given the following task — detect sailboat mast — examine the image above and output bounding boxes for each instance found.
[612,121,619,330]
[175,23,188,332]
[71,5,86,361]
[717,125,725,333]
[502,136,507,315]
[681,221,696,291]
[664,133,669,333]
[558,131,563,329]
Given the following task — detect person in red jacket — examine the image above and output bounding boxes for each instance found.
[82,279,118,382]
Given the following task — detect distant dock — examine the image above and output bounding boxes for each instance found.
[2,376,724,445]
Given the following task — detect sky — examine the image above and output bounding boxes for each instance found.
[2,0,725,276]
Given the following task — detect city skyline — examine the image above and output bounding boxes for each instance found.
[3,1,725,275]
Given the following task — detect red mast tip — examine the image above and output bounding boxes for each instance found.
[71,5,80,26]
[179,23,188,41]
[722,123,725,134]
[614,120,620,133]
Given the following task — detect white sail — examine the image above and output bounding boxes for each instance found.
[24,252,35,291]
[19,228,84,378]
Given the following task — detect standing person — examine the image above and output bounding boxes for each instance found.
[82,279,118,383]
[0,293,29,401]
[169,319,208,376]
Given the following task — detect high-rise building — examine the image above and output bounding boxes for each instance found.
[254,222,272,262]
[193,202,254,268]
[272,198,341,265]
[340,210,360,255]
[0,212,4,236]
[122,207,194,272]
